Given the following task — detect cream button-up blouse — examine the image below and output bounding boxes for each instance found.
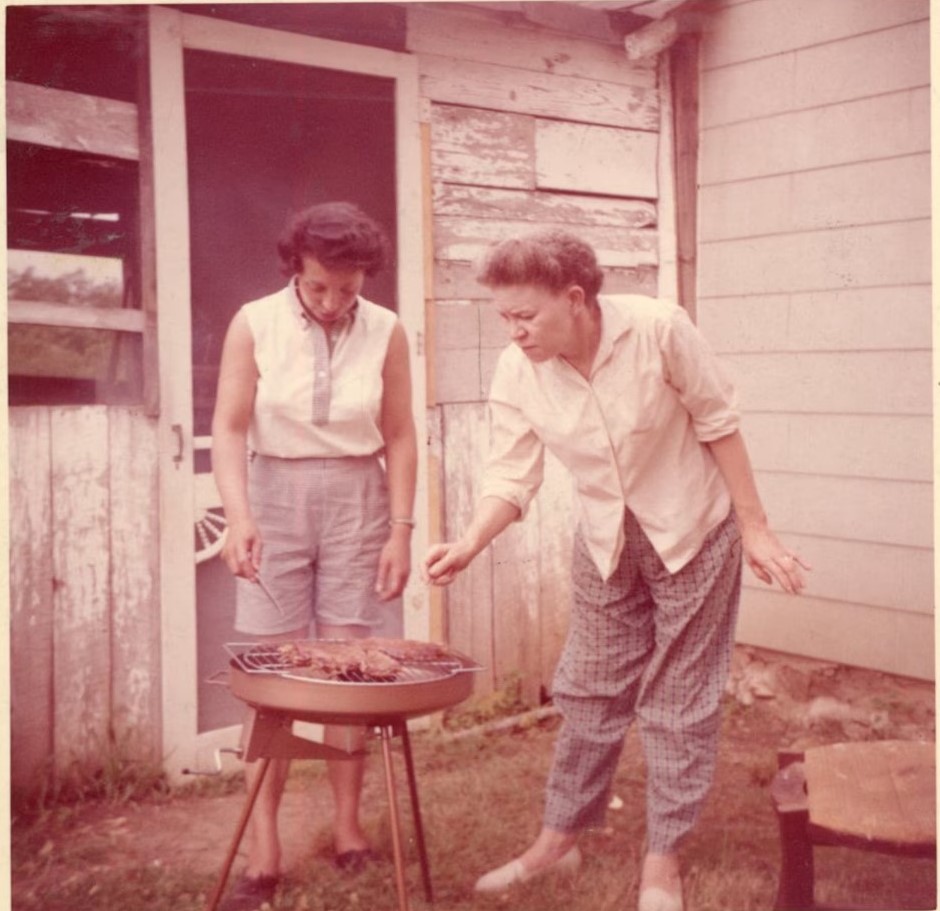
[481,294,740,579]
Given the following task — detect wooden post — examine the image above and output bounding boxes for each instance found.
[670,32,700,321]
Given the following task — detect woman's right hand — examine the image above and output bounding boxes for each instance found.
[422,541,474,587]
[222,517,263,581]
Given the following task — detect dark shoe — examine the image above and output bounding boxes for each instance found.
[218,874,279,911]
[334,848,379,873]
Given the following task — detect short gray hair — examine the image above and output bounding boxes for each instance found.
[476,229,604,302]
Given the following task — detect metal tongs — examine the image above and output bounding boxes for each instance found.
[255,576,286,615]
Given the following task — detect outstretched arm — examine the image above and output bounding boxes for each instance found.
[707,430,810,594]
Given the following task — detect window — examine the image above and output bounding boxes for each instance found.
[6,6,145,406]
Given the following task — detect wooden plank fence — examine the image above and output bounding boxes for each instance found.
[9,406,161,800]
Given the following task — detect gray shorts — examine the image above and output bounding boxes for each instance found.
[234,453,403,638]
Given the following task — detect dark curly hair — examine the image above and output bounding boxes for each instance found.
[476,229,604,303]
[277,202,391,276]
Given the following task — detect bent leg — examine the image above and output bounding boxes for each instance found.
[636,511,743,854]
[544,529,656,833]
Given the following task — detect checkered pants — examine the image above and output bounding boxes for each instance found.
[544,509,742,853]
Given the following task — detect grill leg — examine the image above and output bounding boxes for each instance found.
[397,721,433,903]
[380,726,411,911]
[205,756,272,911]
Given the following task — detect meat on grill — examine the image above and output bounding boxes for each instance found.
[276,637,453,681]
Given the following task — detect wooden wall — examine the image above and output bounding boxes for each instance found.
[9,406,162,799]
[696,0,933,678]
[408,4,663,701]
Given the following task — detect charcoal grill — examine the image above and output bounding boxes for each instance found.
[205,640,481,911]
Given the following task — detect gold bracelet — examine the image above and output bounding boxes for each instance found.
[389,517,416,528]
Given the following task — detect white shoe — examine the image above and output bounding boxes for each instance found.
[474,845,582,893]
[638,885,684,911]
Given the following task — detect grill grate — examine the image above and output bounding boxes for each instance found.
[224,641,466,685]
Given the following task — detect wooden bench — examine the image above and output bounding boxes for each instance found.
[771,740,935,910]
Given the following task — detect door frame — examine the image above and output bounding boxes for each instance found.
[148,6,428,777]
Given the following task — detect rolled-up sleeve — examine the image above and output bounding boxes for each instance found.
[479,353,545,519]
[661,305,740,441]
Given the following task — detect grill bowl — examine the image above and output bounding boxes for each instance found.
[227,647,480,726]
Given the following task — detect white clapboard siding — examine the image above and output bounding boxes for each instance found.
[699,0,930,683]
[434,216,659,268]
[433,183,658,229]
[419,53,660,130]
[535,121,659,198]
[762,535,932,616]
[108,409,161,758]
[700,87,930,185]
[702,19,929,128]
[698,220,931,297]
[699,153,931,243]
[702,0,929,70]
[699,286,931,354]
[742,413,932,483]
[431,105,535,189]
[6,80,140,160]
[50,407,112,773]
[736,590,935,681]
[407,4,656,87]
[756,473,932,549]
[724,351,930,416]
[9,409,55,795]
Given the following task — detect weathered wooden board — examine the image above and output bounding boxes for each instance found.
[701,0,929,70]
[700,87,930,184]
[431,105,535,189]
[535,121,659,198]
[407,4,656,88]
[534,451,575,690]
[725,350,930,416]
[702,20,928,128]
[434,216,659,269]
[440,402,496,694]
[50,407,112,774]
[434,347,485,405]
[433,259,658,301]
[434,301,481,352]
[109,409,161,761]
[8,299,147,334]
[757,472,931,550]
[6,80,139,160]
[698,286,931,354]
[741,412,932,483]
[490,502,545,706]
[736,589,934,681]
[419,54,660,131]
[699,221,930,297]
[9,408,55,797]
[433,183,658,229]
[700,153,931,242]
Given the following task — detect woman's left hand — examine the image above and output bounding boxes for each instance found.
[375,531,411,601]
[741,524,811,594]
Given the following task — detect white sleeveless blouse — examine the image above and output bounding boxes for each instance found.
[242,285,397,458]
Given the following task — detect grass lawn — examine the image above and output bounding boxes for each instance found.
[11,651,937,911]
